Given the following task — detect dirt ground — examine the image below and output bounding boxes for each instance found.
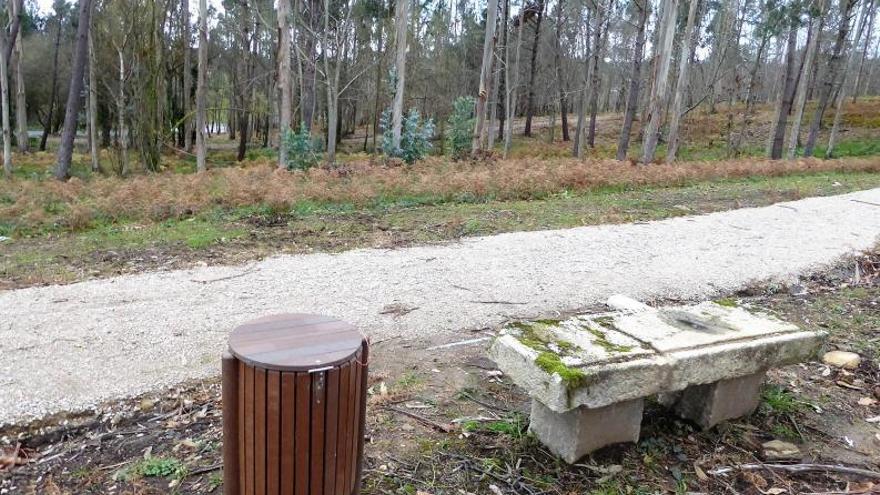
[2,251,879,494]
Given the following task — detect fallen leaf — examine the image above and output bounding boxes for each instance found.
[859,397,878,406]
[694,463,708,481]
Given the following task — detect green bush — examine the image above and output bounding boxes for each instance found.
[380,108,435,164]
[283,122,320,171]
[446,96,475,160]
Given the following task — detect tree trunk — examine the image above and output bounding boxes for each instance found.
[769,20,800,159]
[391,0,409,150]
[497,0,509,141]
[1,30,11,177]
[615,0,648,161]
[641,0,678,164]
[472,0,499,152]
[666,0,699,162]
[55,0,93,181]
[10,0,26,153]
[196,0,207,172]
[851,0,876,102]
[323,0,339,163]
[586,0,610,148]
[277,0,292,168]
[182,0,193,152]
[553,0,569,141]
[87,0,99,172]
[572,5,592,158]
[803,0,857,157]
[371,18,384,152]
[826,0,871,157]
[116,48,128,174]
[503,8,524,157]
[523,0,544,137]
[787,1,826,158]
[40,10,64,152]
[235,4,252,162]
[300,0,319,130]
[731,30,770,156]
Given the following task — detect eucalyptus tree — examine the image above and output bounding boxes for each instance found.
[614,0,647,161]
[55,0,94,181]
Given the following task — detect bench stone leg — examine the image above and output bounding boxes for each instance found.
[529,398,644,463]
[674,371,766,428]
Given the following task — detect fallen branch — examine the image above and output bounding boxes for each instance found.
[384,405,456,433]
[190,267,258,284]
[188,463,223,476]
[709,463,880,479]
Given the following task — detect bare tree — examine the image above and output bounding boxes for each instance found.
[826,0,871,157]
[472,0,500,152]
[852,0,876,101]
[769,17,802,159]
[277,0,292,168]
[572,4,592,157]
[523,0,545,137]
[0,9,11,177]
[391,0,409,150]
[40,2,65,152]
[641,0,678,164]
[615,0,648,161]
[182,0,193,152]
[10,0,25,153]
[87,0,99,171]
[787,0,827,159]
[195,0,207,172]
[503,3,525,157]
[666,0,700,162]
[55,0,94,181]
[553,0,569,141]
[803,0,858,157]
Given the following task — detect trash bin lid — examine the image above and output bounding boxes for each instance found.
[228,313,365,372]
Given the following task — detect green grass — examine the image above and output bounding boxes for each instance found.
[761,385,804,415]
[117,457,187,482]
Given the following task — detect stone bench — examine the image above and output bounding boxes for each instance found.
[488,295,825,463]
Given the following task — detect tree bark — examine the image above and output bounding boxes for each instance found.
[826,0,870,157]
[572,4,592,158]
[497,0,509,141]
[196,0,208,172]
[787,1,826,159]
[277,0,292,168]
[87,0,98,172]
[472,0,499,152]
[553,0,569,141]
[769,20,800,159]
[615,0,648,161]
[666,0,699,162]
[523,0,545,137]
[503,8,525,157]
[1,27,11,177]
[803,0,857,157]
[40,8,65,152]
[851,0,876,102]
[586,0,610,148]
[10,0,26,154]
[55,0,93,181]
[391,0,409,150]
[182,0,193,153]
[641,0,678,164]
[116,47,128,174]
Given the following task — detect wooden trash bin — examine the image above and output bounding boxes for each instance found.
[222,314,369,495]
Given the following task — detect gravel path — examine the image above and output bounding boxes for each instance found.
[3,189,880,426]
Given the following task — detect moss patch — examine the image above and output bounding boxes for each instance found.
[714,298,739,308]
[534,352,589,389]
[583,320,634,354]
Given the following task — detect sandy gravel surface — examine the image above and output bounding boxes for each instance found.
[2,188,879,426]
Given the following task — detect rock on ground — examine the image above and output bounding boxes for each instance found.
[2,188,880,426]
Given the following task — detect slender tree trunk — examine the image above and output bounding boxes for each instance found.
[323,0,339,162]
[731,30,770,157]
[235,6,252,162]
[826,0,870,157]
[182,0,193,152]
[497,0,509,141]
[10,0,26,153]
[804,0,857,157]
[472,0,499,152]
[116,47,128,174]
[666,0,699,162]
[277,0,292,168]
[641,0,678,164]
[196,0,207,172]
[371,19,384,152]
[391,0,409,150]
[503,7,524,157]
[769,21,800,159]
[523,0,544,137]
[553,0,569,141]
[572,5,592,157]
[487,41,501,149]
[87,1,99,172]
[787,1,826,159]
[586,0,610,148]
[852,0,876,102]
[615,0,648,161]
[55,0,93,181]
[1,31,11,177]
[40,11,64,152]
[300,0,319,130]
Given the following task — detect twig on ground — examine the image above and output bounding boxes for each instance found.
[384,406,456,433]
[188,463,223,476]
[190,267,258,284]
[709,463,880,479]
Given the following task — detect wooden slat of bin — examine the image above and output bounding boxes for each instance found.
[335,362,351,495]
[266,370,281,495]
[310,371,326,495]
[354,345,369,495]
[323,367,340,495]
[255,368,267,495]
[221,354,241,495]
[280,372,296,495]
[245,364,255,495]
[349,353,363,494]
[294,372,311,495]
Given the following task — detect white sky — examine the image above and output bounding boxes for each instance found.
[33,0,225,17]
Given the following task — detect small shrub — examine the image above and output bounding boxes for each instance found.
[380,108,435,164]
[118,457,187,481]
[283,123,320,171]
[446,96,476,160]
